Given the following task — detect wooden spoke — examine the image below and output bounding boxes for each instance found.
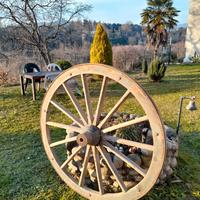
[50,100,84,128]
[103,135,154,151]
[79,145,91,186]
[98,90,130,129]
[61,146,82,169]
[103,141,146,177]
[46,121,82,133]
[81,75,93,125]
[102,116,148,134]
[92,146,104,194]
[93,76,108,126]
[97,146,127,192]
[62,83,88,125]
[50,136,77,148]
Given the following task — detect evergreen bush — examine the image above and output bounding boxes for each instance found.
[148,59,166,82]
[191,52,200,63]
[90,24,113,66]
[56,60,72,70]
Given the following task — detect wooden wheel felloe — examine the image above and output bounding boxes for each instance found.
[40,64,166,200]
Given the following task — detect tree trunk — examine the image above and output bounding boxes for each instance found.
[36,45,51,65]
[44,42,52,64]
[154,46,158,60]
[144,46,147,60]
[39,49,50,65]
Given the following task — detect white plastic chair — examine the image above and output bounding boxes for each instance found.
[44,63,81,95]
[44,63,62,90]
[47,63,62,72]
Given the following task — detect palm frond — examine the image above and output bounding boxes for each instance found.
[141,0,179,51]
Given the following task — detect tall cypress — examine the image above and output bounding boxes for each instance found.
[90,24,113,65]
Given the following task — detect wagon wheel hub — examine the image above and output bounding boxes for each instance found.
[77,125,101,146]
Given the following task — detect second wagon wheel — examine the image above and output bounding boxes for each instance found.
[40,64,166,200]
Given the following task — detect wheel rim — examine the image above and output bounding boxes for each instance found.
[40,64,166,200]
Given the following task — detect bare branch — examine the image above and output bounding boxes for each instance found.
[0,0,91,64]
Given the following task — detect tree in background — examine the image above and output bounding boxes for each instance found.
[148,59,166,82]
[0,0,91,65]
[142,59,148,74]
[141,0,179,59]
[90,24,113,66]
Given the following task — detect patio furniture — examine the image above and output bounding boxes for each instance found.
[47,63,62,72]
[44,63,62,90]
[20,71,61,101]
[23,63,41,91]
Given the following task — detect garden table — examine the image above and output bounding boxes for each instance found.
[20,71,61,101]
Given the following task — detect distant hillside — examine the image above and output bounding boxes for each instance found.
[0,20,186,54]
[62,20,186,47]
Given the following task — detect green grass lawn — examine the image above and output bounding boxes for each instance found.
[0,64,200,200]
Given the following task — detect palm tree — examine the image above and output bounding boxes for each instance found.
[141,0,179,59]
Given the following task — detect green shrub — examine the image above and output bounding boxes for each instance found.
[191,52,200,63]
[148,59,167,82]
[142,59,148,74]
[90,24,113,66]
[162,52,178,64]
[56,60,72,70]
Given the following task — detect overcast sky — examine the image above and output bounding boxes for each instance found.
[83,0,189,24]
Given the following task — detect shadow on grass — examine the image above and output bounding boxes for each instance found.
[167,74,200,81]
[2,72,199,102]
[0,131,79,200]
[99,71,200,98]
[141,73,200,96]
[0,85,45,102]
[0,87,26,102]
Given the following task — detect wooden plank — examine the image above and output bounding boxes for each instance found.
[93,76,108,126]
[102,116,148,133]
[50,100,84,127]
[103,141,146,177]
[62,83,87,125]
[92,146,104,194]
[81,75,93,125]
[98,90,130,128]
[46,121,81,133]
[50,136,77,148]
[79,145,91,186]
[103,135,154,151]
[97,146,127,192]
[61,146,82,169]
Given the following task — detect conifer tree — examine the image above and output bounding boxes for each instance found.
[90,24,113,65]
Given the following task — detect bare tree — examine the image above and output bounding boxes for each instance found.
[0,0,91,64]
[113,45,145,71]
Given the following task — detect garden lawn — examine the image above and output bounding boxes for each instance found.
[0,64,200,200]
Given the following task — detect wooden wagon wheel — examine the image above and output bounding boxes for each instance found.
[40,64,166,200]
